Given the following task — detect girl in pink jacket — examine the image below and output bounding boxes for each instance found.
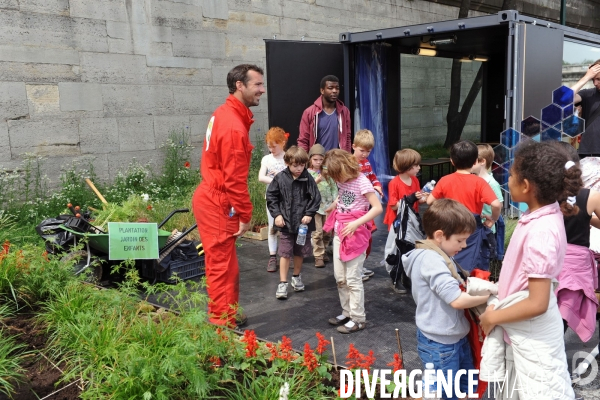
[322,149,382,334]
[480,141,581,399]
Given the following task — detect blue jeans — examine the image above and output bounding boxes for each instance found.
[416,329,476,400]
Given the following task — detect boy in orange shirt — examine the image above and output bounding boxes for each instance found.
[426,140,501,271]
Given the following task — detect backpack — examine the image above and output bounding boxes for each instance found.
[385,193,425,290]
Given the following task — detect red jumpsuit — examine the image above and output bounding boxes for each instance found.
[192,95,254,327]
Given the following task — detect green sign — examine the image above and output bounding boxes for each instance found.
[108,222,159,260]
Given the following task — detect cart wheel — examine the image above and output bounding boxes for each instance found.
[60,250,103,282]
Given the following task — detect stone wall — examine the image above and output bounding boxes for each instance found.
[562,64,594,89]
[400,55,482,148]
[0,0,489,183]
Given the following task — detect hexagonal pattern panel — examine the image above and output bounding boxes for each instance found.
[521,116,541,137]
[492,144,511,168]
[562,103,574,119]
[489,86,583,216]
[541,103,562,126]
[541,126,561,141]
[562,114,584,137]
[492,164,510,188]
[552,85,574,107]
[500,128,521,149]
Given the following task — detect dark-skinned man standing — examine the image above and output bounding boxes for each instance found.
[298,75,351,152]
[192,64,265,328]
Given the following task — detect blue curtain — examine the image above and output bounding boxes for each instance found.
[355,44,392,200]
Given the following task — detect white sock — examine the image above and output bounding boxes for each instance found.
[336,314,346,321]
[344,320,356,328]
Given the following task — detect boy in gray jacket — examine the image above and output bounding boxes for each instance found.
[402,199,489,400]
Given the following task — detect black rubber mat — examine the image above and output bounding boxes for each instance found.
[237,218,420,371]
[237,213,600,376]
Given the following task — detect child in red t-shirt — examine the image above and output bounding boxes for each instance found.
[352,129,384,197]
[383,149,427,230]
[426,140,501,271]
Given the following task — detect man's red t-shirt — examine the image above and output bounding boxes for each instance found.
[431,173,497,214]
[383,175,420,228]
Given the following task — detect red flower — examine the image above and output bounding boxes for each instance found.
[184,161,191,168]
[147,205,152,210]
[241,330,258,358]
[315,332,330,355]
[302,343,319,372]
[215,327,229,342]
[284,132,290,139]
[387,353,404,372]
[0,240,9,262]
[360,350,376,371]
[279,335,297,362]
[346,343,363,370]
[345,344,376,371]
[265,342,279,361]
[209,355,222,368]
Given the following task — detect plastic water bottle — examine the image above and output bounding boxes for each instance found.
[296,224,308,245]
[229,207,235,217]
[422,180,436,193]
[423,362,437,397]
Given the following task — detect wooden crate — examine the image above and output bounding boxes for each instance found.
[243,225,268,240]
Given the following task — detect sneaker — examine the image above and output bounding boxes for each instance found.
[276,282,288,299]
[267,256,277,272]
[393,280,408,294]
[337,320,366,334]
[363,268,374,277]
[361,273,370,282]
[315,257,325,268]
[328,314,350,325]
[291,275,305,291]
[235,313,248,327]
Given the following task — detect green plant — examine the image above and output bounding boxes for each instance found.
[407,143,449,159]
[0,328,28,398]
[158,128,199,192]
[248,134,268,228]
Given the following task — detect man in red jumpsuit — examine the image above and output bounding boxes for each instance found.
[192,64,265,328]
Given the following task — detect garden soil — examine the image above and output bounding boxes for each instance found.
[2,312,81,400]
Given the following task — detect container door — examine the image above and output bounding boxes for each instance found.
[507,22,564,130]
[265,40,345,144]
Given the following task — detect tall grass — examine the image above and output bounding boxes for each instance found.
[247,134,269,228]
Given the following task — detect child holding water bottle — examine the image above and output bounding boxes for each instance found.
[266,146,321,300]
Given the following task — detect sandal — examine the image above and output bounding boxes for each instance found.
[337,320,366,334]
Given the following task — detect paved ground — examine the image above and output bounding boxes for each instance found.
[235,213,600,399]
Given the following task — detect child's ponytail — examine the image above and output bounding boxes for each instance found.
[552,141,583,217]
[558,161,582,216]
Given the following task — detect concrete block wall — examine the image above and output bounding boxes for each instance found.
[0,0,486,185]
[400,54,483,148]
